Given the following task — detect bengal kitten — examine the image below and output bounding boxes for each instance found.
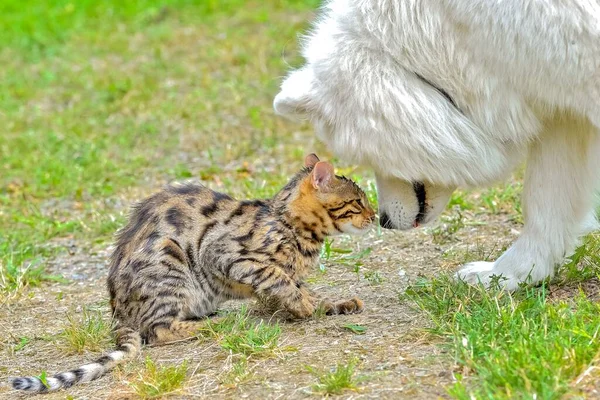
[11,153,375,393]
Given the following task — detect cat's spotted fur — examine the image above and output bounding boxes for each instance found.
[11,154,375,393]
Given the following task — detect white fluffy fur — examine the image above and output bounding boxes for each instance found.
[274,0,600,289]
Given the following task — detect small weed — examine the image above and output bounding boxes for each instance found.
[319,238,335,271]
[130,357,188,399]
[221,355,253,385]
[365,180,378,212]
[0,252,66,296]
[199,307,251,337]
[221,323,281,356]
[363,270,385,285]
[169,163,194,179]
[13,336,31,352]
[37,370,49,389]
[320,238,350,261]
[200,306,281,357]
[447,190,474,211]
[556,233,600,284]
[307,358,361,395]
[428,208,466,244]
[342,324,367,335]
[59,307,113,354]
[311,302,330,320]
[320,240,372,272]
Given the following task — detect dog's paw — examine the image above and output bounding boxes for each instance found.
[455,261,521,291]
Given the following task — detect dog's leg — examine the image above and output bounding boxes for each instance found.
[457,114,599,290]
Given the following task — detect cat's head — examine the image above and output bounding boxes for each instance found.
[296,153,376,235]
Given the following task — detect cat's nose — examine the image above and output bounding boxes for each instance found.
[379,212,396,229]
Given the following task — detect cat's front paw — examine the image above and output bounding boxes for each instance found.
[327,297,364,315]
[455,261,521,291]
[285,293,317,319]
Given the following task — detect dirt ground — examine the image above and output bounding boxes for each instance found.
[0,205,520,399]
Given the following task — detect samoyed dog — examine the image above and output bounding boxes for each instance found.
[274,0,600,290]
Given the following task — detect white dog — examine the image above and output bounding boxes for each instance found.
[273,0,600,290]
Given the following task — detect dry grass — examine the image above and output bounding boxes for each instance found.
[58,307,113,355]
[129,358,189,399]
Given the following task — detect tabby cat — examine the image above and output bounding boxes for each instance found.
[11,153,375,393]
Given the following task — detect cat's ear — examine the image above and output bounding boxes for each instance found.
[311,161,334,190]
[304,153,320,168]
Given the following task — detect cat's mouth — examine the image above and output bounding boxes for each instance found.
[340,222,372,235]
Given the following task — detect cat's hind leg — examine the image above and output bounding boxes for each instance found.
[150,318,222,344]
[140,295,221,344]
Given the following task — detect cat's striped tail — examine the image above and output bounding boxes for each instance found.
[10,328,141,393]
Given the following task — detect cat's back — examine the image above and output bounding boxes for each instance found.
[110,182,237,265]
[160,182,237,229]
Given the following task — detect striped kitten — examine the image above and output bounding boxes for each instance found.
[12,153,375,393]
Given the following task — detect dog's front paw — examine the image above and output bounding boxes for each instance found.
[455,261,521,291]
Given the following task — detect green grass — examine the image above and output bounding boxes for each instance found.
[557,234,600,284]
[220,322,281,357]
[342,324,367,335]
[311,302,331,320]
[307,358,362,395]
[479,181,523,222]
[12,336,31,352]
[363,270,385,285]
[58,307,113,354]
[130,357,188,399]
[428,208,467,244]
[199,306,282,357]
[320,238,372,272]
[405,243,600,400]
[318,238,378,285]
[0,0,322,53]
[0,250,66,295]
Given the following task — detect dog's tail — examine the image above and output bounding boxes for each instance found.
[10,328,140,393]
